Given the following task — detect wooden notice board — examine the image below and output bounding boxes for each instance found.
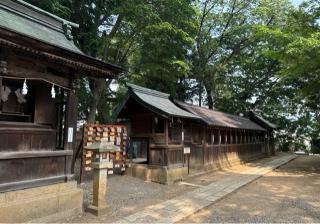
[80,123,127,182]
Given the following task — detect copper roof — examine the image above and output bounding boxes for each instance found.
[175,101,266,131]
[0,0,124,77]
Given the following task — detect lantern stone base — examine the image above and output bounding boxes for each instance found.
[127,164,188,185]
[0,181,83,223]
[86,205,107,216]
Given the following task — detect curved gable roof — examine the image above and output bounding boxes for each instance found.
[127,83,200,119]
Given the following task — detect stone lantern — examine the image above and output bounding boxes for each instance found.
[85,139,118,216]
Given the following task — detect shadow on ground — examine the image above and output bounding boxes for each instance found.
[180,155,320,223]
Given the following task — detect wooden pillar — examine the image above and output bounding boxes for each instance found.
[202,126,206,166]
[202,126,206,145]
[64,89,78,180]
[211,129,215,144]
[0,59,6,112]
[191,123,194,143]
[165,118,169,146]
[0,76,2,112]
[181,118,184,146]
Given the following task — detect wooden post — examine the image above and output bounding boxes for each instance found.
[165,118,169,166]
[64,90,78,180]
[0,76,2,112]
[181,118,184,146]
[202,126,206,166]
[191,123,194,143]
[165,118,169,146]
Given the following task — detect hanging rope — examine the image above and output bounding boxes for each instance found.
[0,75,72,90]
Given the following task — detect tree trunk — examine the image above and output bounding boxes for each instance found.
[205,83,214,109]
[198,82,202,107]
[87,78,112,123]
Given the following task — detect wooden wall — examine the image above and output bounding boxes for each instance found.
[0,123,55,151]
[34,84,56,126]
[189,143,266,169]
[147,120,268,169]
[118,98,268,169]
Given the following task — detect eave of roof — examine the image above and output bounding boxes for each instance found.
[249,111,277,130]
[0,35,122,78]
[175,100,266,131]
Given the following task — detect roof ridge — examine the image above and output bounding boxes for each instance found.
[13,0,78,28]
[176,100,251,121]
[249,111,277,129]
[126,83,170,98]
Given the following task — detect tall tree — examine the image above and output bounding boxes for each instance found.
[28,0,196,123]
[254,0,320,143]
[191,0,292,109]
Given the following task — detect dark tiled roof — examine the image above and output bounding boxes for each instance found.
[175,101,266,131]
[125,83,200,119]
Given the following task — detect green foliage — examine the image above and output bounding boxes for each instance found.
[25,0,319,150]
[25,0,71,18]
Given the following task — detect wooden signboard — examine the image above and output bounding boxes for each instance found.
[80,123,127,182]
[183,147,191,154]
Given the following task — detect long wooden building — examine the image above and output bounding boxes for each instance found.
[0,0,122,222]
[115,83,276,184]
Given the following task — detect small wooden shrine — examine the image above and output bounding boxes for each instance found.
[114,83,275,184]
[0,0,123,222]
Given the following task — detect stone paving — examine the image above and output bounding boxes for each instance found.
[116,154,297,223]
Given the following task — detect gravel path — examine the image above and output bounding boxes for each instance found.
[180,155,320,223]
[63,163,196,223]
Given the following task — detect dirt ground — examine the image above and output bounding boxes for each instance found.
[62,162,196,223]
[181,155,320,223]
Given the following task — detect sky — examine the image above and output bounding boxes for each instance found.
[292,0,303,6]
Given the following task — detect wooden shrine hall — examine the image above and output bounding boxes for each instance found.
[0,0,123,222]
[114,83,276,184]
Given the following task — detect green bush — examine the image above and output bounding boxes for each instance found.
[311,146,320,154]
[279,142,290,152]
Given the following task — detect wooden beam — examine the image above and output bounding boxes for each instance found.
[0,150,73,160]
[0,175,72,193]
[6,67,70,88]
